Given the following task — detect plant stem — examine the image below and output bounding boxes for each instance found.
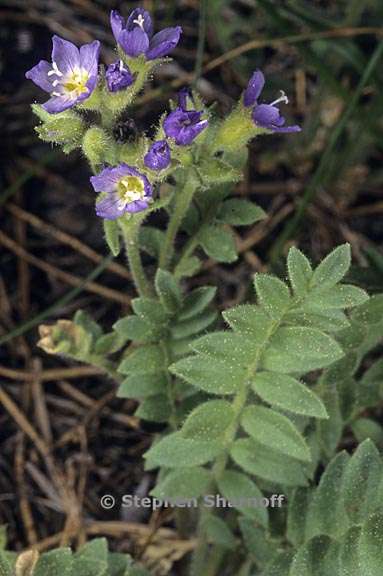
[120,217,154,298]
[158,172,199,270]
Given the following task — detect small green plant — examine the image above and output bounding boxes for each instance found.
[0,538,149,576]
[21,4,383,575]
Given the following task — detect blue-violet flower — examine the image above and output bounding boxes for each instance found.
[244,70,301,133]
[144,140,171,171]
[163,89,208,146]
[25,35,100,114]
[90,164,152,220]
[111,8,182,60]
[106,60,134,92]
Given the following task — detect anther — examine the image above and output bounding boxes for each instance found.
[133,14,145,29]
[270,90,289,107]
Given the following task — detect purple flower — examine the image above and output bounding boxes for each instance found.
[105,60,134,92]
[25,35,100,114]
[243,70,301,134]
[163,89,208,146]
[144,140,171,171]
[110,8,182,60]
[90,164,152,220]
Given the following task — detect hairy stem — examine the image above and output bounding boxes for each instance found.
[158,171,199,270]
[120,217,154,298]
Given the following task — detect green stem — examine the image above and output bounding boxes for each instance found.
[120,217,154,298]
[158,171,199,270]
[194,314,287,576]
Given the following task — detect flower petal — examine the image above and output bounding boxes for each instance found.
[25,60,54,93]
[144,140,171,171]
[90,165,132,193]
[126,199,150,213]
[146,26,182,60]
[243,70,265,107]
[252,104,283,128]
[127,8,153,36]
[96,193,124,220]
[118,27,149,57]
[110,10,125,43]
[273,125,301,133]
[51,35,81,74]
[79,40,100,76]
[42,95,77,114]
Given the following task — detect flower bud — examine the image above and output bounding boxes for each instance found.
[106,60,134,92]
[32,105,86,152]
[82,126,115,168]
[213,107,263,151]
[37,319,92,358]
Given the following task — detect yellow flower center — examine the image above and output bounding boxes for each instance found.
[63,68,90,96]
[117,176,145,207]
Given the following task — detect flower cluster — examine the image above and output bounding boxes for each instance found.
[26,6,300,221]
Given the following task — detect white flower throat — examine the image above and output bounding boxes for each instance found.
[48,61,89,98]
[117,176,145,210]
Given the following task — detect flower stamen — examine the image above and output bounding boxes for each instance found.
[47,61,63,77]
[270,90,289,107]
[133,14,145,29]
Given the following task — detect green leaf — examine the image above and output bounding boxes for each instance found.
[287,487,312,547]
[139,226,165,258]
[218,470,268,526]
[170,356,246,395]
[199,225,238,263]
[254,274,291,320]
[351,418,383,447]
[191,331,256,365]
[217,199,266,226]
[151,467,211,500]
[317,384,343,457]
[94,332,125,354]
[135,395,171,422]
[181,400,234,440]
[306,285,369,310]
[74,539,108,576]
[175,255,201,278]
[203,515,237,549]
[0,552,12,576]
[178,286,216,321]
[239,519,271,566]
[198,157,241,185]
[262,327,344,372]
[311,244,351,289]
[289,535,340,576]
[287,247,313,297]
[113,316,158,342]
[154,269,182,313]
[262,551,294,576]
[359,512,383,576]
[118,345,165,375]
[223,305,272,346]
[144,432,221,468]
[117,373,167,398]
[241,406,311,462]
[339,526,362,576]
[341,439,382,524]
[305,451,349,540]
[352,294,383,326]
[171,309,217,340]
[131,297,170,327]
[230,438,308,487]
[34,549,73,576]
[103,219,120,256]
[285,308,350,332]
[252,372,328,419]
